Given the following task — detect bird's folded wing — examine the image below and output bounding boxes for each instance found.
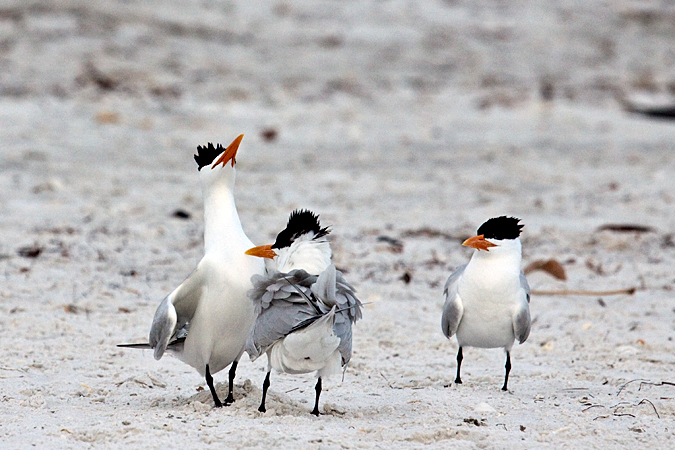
[310,264,337,303]
[148,267,205,360]
[513,304,531,344]
[312,265,363,323]
[248,269,318,313]
[332,313,354,365]
[513,274,531,344]
[310,265,363,365]
[441,264,466,339]
[246,266,363,363]
[520,270,531,304]
[246,269,321,359]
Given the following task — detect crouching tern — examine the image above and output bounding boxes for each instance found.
[118,135,265,407]
[441,216,531,391]
[244,210,362,415]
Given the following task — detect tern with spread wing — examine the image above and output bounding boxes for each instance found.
[441,216,531,391]
[118,135,264,407]
[244,210,362,415]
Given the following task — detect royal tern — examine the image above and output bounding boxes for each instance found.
[118,135,265,407]
[441,216,531,391]
[244,210,362,415]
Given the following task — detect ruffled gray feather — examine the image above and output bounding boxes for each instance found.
[246,264,362,365]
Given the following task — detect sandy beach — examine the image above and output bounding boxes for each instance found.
[1,1,675,448]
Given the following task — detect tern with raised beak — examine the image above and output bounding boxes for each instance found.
[441,216,531,391]
[244,210,362,415]
[118,135,264,407]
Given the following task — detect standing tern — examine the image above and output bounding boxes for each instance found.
[118,135,265,407]
[244,210,362,415]
[441,216,531,391]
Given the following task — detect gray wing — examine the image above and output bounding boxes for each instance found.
[520,270,531,304]
[246,265,363,366]
[148,265,205,360]
[311,265,363,365]
[513,270,531,344]
[245,269,322,360]
[441,264,466,339]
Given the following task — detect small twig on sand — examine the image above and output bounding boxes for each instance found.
[582,405,606,413]
[618,379,675,396]
[617,379,650,396]
[380,372,395,389]
[532,288,636,296]
[610,399,661,419]
[638,380,675,391]
[637,399,660,419]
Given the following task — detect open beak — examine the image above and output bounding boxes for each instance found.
[462,234,498,251]
[212,134,243,169]
[245,244,277,259]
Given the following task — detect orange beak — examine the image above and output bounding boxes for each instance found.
[462,235,498,251]
[245,244,277,259]
[212,134,243,169]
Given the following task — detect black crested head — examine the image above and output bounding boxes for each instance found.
[194,143,225,171]
[272,209,330,249]
[477,216,523,240]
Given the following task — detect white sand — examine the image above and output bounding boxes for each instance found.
[1,1,675,448]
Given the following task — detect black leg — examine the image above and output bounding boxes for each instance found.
[455,347,463,384]
[502,351,511,391]
[224,360,238,405]
[311,377,322,416]
[205,364,222,408]
[258,371,271,413]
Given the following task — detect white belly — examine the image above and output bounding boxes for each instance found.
[456,309,515,349]
[266,313,342,377]
[180,283,256,376]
